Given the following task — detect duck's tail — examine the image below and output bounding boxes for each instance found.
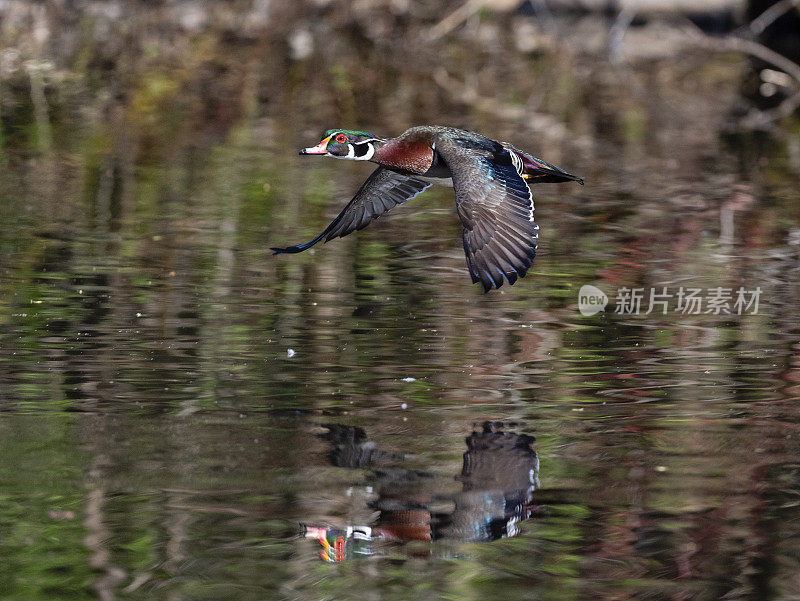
[505,144,584,185]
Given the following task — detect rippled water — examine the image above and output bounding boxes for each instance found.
[2,5,800,600]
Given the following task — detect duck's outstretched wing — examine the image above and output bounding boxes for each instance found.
[271,167,431,254]
[434,135,538,292]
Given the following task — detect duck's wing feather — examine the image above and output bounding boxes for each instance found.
[271,167,432,254]
[502,142,584,185]
[434,135,538,292]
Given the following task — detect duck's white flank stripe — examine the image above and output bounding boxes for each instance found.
[510,149,524,175]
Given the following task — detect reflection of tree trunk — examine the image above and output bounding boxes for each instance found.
[27,62,52,153]
[165,492,189,574]
[84,462,126,601]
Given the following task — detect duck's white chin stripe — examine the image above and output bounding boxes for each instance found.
[329,142,375,161]
[354,143,374,161]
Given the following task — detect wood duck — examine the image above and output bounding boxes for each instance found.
[271,126,583,292]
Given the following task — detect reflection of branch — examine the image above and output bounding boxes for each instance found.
[749,0,800,35]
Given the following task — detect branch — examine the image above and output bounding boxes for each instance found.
[750,0,800,35]
[741,89,800,129]
[430,0,487,40]
[678,21,800,130]
[704,33,800,86]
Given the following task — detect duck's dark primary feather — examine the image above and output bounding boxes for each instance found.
[433,132,538,292]
[270,167,431,254]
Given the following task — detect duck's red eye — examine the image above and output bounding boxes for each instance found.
[335,134,347,144]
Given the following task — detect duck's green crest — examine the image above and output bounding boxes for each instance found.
[324,128,376,138]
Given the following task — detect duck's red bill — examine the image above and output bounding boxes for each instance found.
[299,135,332,155]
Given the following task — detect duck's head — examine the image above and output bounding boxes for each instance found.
[299,129,383,161]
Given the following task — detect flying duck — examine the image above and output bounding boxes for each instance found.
[272,126,583,292]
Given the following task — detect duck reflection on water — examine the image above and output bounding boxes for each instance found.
[302,421,540,561]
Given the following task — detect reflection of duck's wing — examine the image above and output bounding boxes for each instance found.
[460,426,539,492]
[434,423,540,542]
[316,423,408,469]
